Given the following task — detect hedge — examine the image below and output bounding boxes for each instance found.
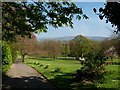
[2,42,12,74]
[10,44,18,63]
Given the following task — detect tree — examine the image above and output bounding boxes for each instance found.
[29,40,63,59]
[2,42,12,74]
[15,33,37,62]
[69,35,100,60]
[93,1,120,33]
[41,40,64,60]
[2,2,88,42]
[112,33,120,57]
[93,1,120,57]
[76,49,107,82]
[63,42,70,58]
[9,43,18,63]
[72,36,107,82]
[100,39,117,61]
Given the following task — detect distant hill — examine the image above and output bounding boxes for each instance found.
[38,36,75,42]
[86,36,108,41]
[38,36,108,42]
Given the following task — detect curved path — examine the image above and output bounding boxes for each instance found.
[2,63,57,89]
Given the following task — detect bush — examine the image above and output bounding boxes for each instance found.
[2,42,13,74]
[77,50,107,82]
[10,45,18,63]
[54,68,61,73]
[44,64,49,69]
[39,64,44,67]
[34,61,39,65]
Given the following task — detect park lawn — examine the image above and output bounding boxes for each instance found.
[24,58,119,89]
[24,58,81,89]
[96,64,119,88]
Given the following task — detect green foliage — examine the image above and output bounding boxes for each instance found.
[2,2,88,42]
[54,67,62,73]
[78,50,107,81]
[39,64,44,67]
[63,43,70,57]
[25,58,119,89]
[113,34,120,57]
[35,40,64,60]
[34,61,40,65]
[9,44,18,63]
[94,2,120,33]
[44,64,49,69]
[2,42,12,74]
[69,35,100,58]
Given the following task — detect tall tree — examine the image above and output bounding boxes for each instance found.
[63,42,70,58]
[69,35,100,59]
[2,2,88,42]
[93,1,120,56]
[41,40,63,60]
[112,33,120,57]
[16,33,37,62]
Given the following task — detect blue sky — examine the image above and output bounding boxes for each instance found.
[35,2,114,39]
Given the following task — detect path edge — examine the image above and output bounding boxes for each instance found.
[25,63,59,90]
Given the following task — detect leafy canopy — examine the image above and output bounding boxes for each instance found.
[69,35,100,58]
[93,1,120,33]
[2,2,88,42]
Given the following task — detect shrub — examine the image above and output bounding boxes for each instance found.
[34,61,39,65]
[10,45,18,63]
[2,42,12,74]
[77,50,107,82]
[39,64,44,67]
[54,68,61,73]
[44,64,49,69]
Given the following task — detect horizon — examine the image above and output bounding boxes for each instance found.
[37,35,109,39]
[36,35,109,42]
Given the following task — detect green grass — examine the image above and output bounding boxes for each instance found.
[25,59,81,77]
[24,58,119,89]
[96,65,119,88]
[25,58,81,89]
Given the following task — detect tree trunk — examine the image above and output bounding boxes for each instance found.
[22,55,25,62]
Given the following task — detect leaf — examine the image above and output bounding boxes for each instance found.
[82,14,89,19]
[99,15,103,20]
[48,5,50,8]
[106,20,108,23]
[93,8,97,13]
[76,15,81,20]
[99,7,103,12]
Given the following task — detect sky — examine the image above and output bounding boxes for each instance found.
[35,2,114,39]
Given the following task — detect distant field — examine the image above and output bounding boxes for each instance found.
[25,58,119,89]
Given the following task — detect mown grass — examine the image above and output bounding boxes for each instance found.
[25,59,81,78]
[96,65,119,88]
[24,58,119,89]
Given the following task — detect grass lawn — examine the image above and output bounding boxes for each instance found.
[24,58,119,89]
[96,65,119,88]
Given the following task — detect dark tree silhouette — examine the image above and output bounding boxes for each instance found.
[93,1,120,33]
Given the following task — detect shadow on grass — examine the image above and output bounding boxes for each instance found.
[50,71,119,90]
[2,74,56,90]
[50,72,97,90]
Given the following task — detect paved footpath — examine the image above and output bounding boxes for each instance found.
[2,63,57,89]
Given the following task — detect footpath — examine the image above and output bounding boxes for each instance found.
[2,63,57,89]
